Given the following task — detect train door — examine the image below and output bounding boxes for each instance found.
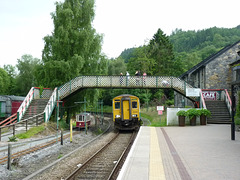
[122,100,130,120]
[0,101,6,118]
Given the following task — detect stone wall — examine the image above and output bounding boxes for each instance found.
[205,42,240,92]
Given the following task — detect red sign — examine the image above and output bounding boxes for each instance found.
[158,110,163,115]
[202,91,217,100]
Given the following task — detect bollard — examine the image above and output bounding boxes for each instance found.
[26,120,28,132]
[61,130,63,145]
[36,116,38,126]
[70,119,72,143]
[7,143,12,170]
[13,125,15,136]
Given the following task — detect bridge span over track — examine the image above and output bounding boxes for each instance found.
[16,75,201,123]
[58,75,195,100]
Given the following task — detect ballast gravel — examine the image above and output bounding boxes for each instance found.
[0,120,113,180]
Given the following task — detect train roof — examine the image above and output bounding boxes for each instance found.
[0,95,25,101]
[115,94,137,97]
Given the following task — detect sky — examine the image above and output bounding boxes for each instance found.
[0,0,240,67]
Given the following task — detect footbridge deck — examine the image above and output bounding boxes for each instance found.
[58,75,193,100]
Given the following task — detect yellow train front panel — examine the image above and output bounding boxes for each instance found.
[112,94,140,130]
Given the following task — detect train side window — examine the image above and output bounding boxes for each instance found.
[132,101,137,108]
[115,102,120,109]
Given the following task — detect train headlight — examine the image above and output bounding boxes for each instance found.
[132,114,137,117]
[115,115,121,118]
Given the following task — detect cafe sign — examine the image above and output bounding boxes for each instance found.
[202,91,217,100]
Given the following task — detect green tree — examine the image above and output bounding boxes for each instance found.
[0,67,10,94]
[39,0,103,88]
[16,54,39,95]
[4,65,17,95]
[148,29,175,76]
[127,46,156,75]
[108,57,126,75]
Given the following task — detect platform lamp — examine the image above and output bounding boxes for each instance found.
[231,84,236,140]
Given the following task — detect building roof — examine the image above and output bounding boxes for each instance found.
[179,40,240,78]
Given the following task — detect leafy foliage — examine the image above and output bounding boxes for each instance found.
[38,0,103,88]
[176,110,186,116]
[198,109,211,117]
[15,55,39,95]
[0,67,10,94]
[148,29,175,76]
[186,108,200,119]
[169,26,240,72]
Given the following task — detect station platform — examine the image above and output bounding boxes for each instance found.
[117,125,240,180]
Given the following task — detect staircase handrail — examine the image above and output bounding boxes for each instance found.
[17,87,35,122]
[200,90,207,109]
[221,89,232,115]
[44,87,58,122]
[0,113,17,127]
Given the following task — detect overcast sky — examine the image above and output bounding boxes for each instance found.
[0,0,240,67]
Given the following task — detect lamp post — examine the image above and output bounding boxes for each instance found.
[231,84,236,140]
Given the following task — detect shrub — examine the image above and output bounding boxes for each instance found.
[186,108,200,119]
[177,110,186,116]
[8,136,18,142]
[198,109,211,117]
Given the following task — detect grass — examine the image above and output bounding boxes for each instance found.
[58,154,63,159]
[16,125,45,139]
[87,105,112,114]
[141,107,167,127]
[101,105,167,127]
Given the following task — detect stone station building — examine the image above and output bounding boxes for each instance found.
[174,40,240,108]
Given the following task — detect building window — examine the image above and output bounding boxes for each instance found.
[237,69,240,81]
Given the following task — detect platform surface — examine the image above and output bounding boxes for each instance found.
[117,125,240,180]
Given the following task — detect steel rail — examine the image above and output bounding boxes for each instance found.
[0,132,77,164]
[65,132,120,180]
[107,131,136,180]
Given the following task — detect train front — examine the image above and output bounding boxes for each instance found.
[112,95,140,130]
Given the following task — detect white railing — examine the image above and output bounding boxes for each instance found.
[44,87,58,122]
[17,87,35,122]
[221,89,232,115]
[200,90,207,109]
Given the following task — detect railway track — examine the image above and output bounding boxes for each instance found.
[65,131,136,180]
[0,132,77,164]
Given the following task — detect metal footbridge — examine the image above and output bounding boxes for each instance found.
[16,75,199,123]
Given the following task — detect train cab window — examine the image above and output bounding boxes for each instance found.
[132,101,137,108]
[115,102,120,109]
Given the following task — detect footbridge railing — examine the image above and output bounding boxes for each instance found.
[58,75,195,100]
